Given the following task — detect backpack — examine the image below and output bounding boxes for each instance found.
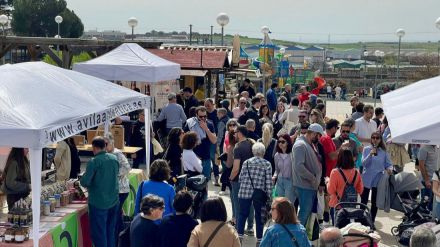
[337,168,358,203]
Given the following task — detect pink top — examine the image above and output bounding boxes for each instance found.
[224,131,230,151]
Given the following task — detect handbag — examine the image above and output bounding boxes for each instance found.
[203,222,225,247]
[280,224,300,247]
[246,162,268,204]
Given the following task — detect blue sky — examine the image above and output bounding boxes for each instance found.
[66,0,440,43]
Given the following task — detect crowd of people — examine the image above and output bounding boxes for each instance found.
[77,80,440,246]
[4,78,439,247]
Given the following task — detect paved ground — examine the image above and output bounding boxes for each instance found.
[205,98,402,247]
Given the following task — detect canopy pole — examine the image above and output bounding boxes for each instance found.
[29,148,43,247]
[104,118,110,135]
[144,108,150,177]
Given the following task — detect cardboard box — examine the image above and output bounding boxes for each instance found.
[87,126,124,149]
[72,135,85,146]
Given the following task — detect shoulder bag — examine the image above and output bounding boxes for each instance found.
[203,222,225,247]
[280,224,300,247]
[247,162,268,204]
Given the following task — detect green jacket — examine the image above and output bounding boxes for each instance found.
[80,151,119,209]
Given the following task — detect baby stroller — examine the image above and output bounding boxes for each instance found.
[334,202,375,231]
[175,174,208,219]
[389,172,437,245]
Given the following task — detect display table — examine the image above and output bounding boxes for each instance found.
[47,144,142,154]
[5,169,145,246]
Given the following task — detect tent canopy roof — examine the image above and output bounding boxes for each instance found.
[72,43,180,82]
[381,76,440,144]
[0,62,150,148]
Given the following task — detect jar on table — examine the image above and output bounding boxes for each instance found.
[61,192,69,206]
[43,201,51,216]
[4,228,14,243]
[14,227,25,243]
[49,198,56,213]
[54,194,61,208]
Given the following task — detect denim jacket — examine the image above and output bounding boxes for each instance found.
[260,223,311,247]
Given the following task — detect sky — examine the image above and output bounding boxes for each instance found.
[66,0,440,43]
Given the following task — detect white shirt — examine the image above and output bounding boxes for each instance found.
[354,117,378,146]
[327,86,332,93]
[182,149,203,173]
[232,107,246,119]
[335,87,341,95]
[280,108,299,124]
[432,172,440,202]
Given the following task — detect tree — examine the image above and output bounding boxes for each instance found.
[11,0,83,37]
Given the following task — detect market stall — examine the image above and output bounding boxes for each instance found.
[0,62,151,247]
[381,75,440,144]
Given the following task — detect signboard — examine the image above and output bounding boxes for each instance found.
[149,80,180,112]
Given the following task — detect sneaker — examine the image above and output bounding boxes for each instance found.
[218,191,229,196]
[245,228,254,236]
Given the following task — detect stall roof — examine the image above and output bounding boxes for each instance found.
[381,75,440,144]
[181,69,208,77]
[72,43,180,82]
[148,49,229,69]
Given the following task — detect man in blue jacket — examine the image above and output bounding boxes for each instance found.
[266,83,278,112]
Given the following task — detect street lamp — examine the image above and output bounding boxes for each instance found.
[55,15,63,53]
[363,50,369,93]
[395,28,405,83]
[435,17,440,74]
[374,50,385,107]
[128,17,138,41]
[216,13,229,46]
[0,14,7,36]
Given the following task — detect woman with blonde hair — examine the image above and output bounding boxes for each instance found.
[258,123,277,174]
[310,109,325,129]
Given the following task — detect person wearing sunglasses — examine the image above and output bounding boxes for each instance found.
[360,132,393,223]
[273,134,295,203]
[232,97,248,119]
[183,106,217,181]
[332,121,359,164]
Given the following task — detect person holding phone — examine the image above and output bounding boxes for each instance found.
[360,132,393,223]
[184,106,217,181]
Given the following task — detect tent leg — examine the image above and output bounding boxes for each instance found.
[29,148,43,247]
[104,119,110,135]
[144,108,150,177]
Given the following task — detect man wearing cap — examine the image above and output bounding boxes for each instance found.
[291,123,323,225]
[220,100,234,119]
[156,93,187,135]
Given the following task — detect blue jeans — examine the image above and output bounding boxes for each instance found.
[230,181,254,227]
[276,177,295,203]
[89,203,119,247]
[237,198,264,239]
[434,200,440,219]
[293,186,317,226]
[421,181,433,211]
[116,193,128,236]
[210,145,220,178]
[201,159,212,180]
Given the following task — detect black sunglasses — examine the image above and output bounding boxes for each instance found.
[278,140,287,144]
[341,130,350,134]
[198,115,207,119]
[371,136,381,140]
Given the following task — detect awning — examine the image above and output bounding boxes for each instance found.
[181,69,208,77]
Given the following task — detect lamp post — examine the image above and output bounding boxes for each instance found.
[0,14,8,65]
[216,13,229,46]
[395,28,405,83]
[363,51,368,93]
[55,15,63,53]
[374,50,384,107]
[0,14,7,36]
[436,17,440,74]
[128,17,138,41]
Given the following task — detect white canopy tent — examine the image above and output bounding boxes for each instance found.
[72,43,180,82]
[0,62,151,247]
[381,76,440,144]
